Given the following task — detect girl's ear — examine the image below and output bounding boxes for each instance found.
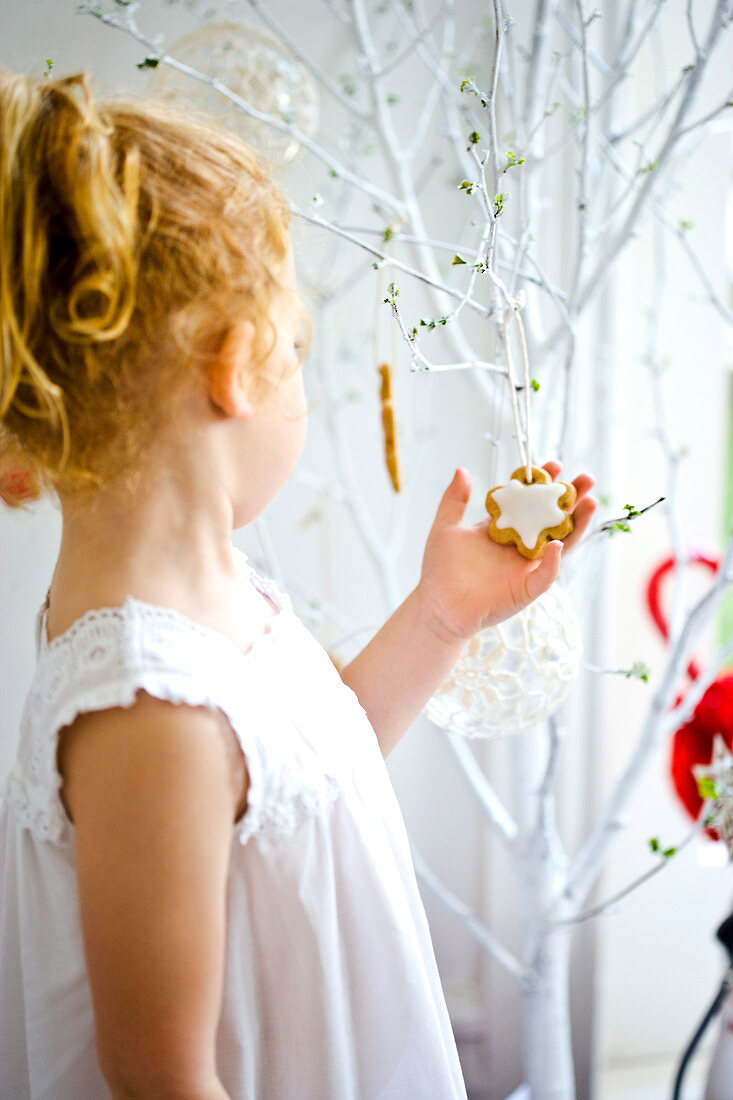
[207,321,257,419]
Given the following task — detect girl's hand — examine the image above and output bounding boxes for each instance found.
[416,462,597,644]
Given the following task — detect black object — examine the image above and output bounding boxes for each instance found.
[671,903,733,1100]
[716,912,733,963]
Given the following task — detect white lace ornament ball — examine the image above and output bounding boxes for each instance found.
[425,585,582,740]
[147,21,319,168]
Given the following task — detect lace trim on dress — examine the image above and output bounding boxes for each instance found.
[8,552,351,847]
[6,655,265,844]
[6,674,265,847]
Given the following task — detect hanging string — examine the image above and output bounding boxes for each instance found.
[501,291,533,482]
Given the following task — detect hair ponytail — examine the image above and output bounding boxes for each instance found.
[0,70,290,508]
[0,71,141,490]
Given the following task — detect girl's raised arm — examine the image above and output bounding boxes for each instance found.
[57,693,248,1100]
[341,465,596,756]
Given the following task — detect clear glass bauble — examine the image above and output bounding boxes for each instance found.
[424,585,582,740]
[147,21,319,168]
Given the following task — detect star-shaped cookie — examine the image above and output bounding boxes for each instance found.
[485,465,576,560]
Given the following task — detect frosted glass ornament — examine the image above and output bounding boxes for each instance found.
[425,585,582,740]
[147,21,319,167]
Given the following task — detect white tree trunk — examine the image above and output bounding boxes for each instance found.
[519,923,575,1100]
[514,725,575,1100]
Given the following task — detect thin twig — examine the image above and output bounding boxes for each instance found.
[295,207,492,316]
[378,2,450,77]
[559,816,708,925]
[80,4,406,215]
[579,496,666,549]
[411,845,526,981]
[245,0,370,116]
[444,732,519,846]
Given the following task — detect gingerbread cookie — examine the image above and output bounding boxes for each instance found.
[485,465,576,560]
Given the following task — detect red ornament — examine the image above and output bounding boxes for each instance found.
[669,677,733,829]
[646,551,729,839]
[646,551,718,682]
[0,456,41,506]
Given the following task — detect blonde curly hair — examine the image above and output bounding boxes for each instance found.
[0,70,299,507]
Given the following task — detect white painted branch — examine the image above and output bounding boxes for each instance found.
[581,662,650,680]
[523,0,561,135]
[686,0,702,56]
[559,0,593,457]
[663,636,733,736]
[536,717,564,809]
[378,2,450,78]
[523,50,564,155]
[555,3,617,79]
[444,732,519,846]
[615,0,642,68]
[571,0,733,319]
[594,0,667,111]
[244,0,371,117]
[352,0,494,384]
[388,0,480,120]
[80,5,407,215]
[411,845,526,982]
[387,274,504,374]
[676,92,733,138]
[486,0,505,194]
[443,82,488,188]
[335,224,567,304]
[499,7,519,130]
[319,0,352,25]
[313,246,401,611]
[563,532,733,909]
[531,718,569,871]
[404,64,444,161]
[496,234,573,324]
[409,360,505,375]
[591,122,733,326]
[559,816,708,926]
[608,70,687,145]
[295,208,491,316]
[567,0,592,317]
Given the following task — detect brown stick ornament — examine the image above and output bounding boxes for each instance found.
[378,362,401,493]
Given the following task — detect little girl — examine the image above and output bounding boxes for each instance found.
[0,72,596,1099]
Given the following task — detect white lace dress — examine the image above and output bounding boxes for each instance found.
[0,548,467,1100]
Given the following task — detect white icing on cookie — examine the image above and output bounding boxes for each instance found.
[492,479,566,548]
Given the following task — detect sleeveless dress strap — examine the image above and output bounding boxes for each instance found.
[11,589,270,847]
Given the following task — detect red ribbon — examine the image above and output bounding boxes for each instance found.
[645,550,730,837]
[646,550,719,683]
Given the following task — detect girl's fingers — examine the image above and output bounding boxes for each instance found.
[432,467,472,530]
[525,541,562,601]
[562,495,598,550]
[571,472,595,499]
[542,462,594,501]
